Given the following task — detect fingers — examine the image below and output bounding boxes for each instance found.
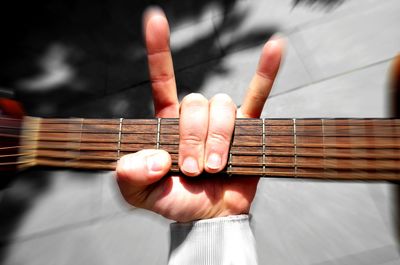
[143,7,179,118]
[205,94,236,173]
[179,93,236,176]
[179,94,209,176]
[116,149,171,187]
[238,37,285,118]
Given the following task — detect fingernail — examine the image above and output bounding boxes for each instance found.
[270,33,284,41]
[147,153,167,173]
[207,153,222,170]
[144,5,164,16]
[182,157,199,174]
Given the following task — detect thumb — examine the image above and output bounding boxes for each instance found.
[116,149,171,187]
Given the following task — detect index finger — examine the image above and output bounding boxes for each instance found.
[143,7,179,118]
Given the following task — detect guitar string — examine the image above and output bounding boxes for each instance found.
[2,117,400,127]
[3,151,400,169]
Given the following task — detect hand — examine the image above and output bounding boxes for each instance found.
[116,7,284,222]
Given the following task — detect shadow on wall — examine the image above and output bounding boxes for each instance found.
[0,0,277,119]
[0,0,348,118]
[293,0,346,9]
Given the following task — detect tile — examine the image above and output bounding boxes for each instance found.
[105,51,149,94]
[171,18,222,70]
[310,245,400,265]
[105,9,221,93]
[252,179,398,265]
[70,83,155,119]
[262,61,390,118]
[175,39,311,103]
[1,225,110,265]
[16,58,108,117]
[99,172,136,216]
[366,183,400,241]
[0,170,103,241]
[92,211,170,265]
[213,0,380,53]
[381,259,400,265]
[163,1,217,31]
[254,61,397,265]
[290,0,400,81]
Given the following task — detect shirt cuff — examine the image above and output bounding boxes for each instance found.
[168,215,258,265]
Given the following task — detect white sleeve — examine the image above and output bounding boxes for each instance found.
[168,215,258,265]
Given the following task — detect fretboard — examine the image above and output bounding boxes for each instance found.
[3,117,400,180]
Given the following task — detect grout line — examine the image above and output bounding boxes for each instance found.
[269,56,395,99]
[211,14,226,57]
[287,34,314,83]
[283,0,397,36]
[0,210,137,247]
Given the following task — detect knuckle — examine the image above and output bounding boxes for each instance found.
[256,70,274,82]
[150,73,175,85]
[181,133,204,146]
[249,91,267,104]
[208,131,230,145]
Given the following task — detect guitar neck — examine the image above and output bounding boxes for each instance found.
[2,117,400,180]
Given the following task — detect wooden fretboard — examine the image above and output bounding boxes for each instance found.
[2,117,400,180]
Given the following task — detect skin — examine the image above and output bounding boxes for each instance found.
[116,7,284,222]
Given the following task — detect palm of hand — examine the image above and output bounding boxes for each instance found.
[121,175,259,222]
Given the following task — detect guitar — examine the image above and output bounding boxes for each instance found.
[2,106,400,181]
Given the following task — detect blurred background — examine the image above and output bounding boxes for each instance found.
[1,0,400,264]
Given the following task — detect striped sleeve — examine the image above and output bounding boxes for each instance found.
[168,215,258,265]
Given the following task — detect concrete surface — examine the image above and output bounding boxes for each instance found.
[1,0,400,264]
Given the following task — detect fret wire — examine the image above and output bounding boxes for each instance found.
[293,118,297,177]
[117,118,124,159]
[362,120,370,177]
[262,118,266,177]
[321,119,326,175]
[156,118,161,150]
[65,120,77,168]
[78,118,84,160]
[228,150,233,177]
[331,120,338,178]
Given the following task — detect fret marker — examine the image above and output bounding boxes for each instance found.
[262,118,266,177]
[293,118,298,177]
[117,118,124,159]
[156,118,161,149]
